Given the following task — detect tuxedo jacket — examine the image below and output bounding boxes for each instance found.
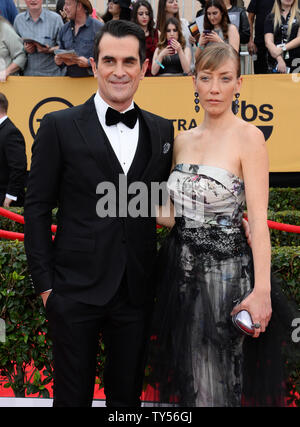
[0,118,27,205]
[24,95,174,306]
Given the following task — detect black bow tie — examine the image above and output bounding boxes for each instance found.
[105,107,138,129]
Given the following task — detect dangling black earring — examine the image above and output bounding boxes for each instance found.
[232,93,240,115]
[194,92,200,113]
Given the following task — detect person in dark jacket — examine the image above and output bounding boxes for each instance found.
[247,0,274,74]
[0,92,27,207]
[24,20,174,408]
[224,0,250,44]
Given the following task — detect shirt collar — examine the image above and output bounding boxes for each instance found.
[0,116,8,125]
[85,15,93,27]
[70,15,92,29]
[25,7,45,21]
[94,91,135,123]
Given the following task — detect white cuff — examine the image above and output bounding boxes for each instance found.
[6,193,17,201]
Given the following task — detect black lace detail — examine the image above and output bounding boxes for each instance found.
[175,217,250,261]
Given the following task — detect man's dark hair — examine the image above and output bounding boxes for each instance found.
[0,93,8,114]
[93,20,146,67]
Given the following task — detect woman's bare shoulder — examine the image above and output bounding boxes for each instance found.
[173,128,201,156]
[236,120,267,155]
[174,128,201,143]
[235,119,265,141]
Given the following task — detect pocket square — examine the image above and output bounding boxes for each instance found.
[162,142,171,154]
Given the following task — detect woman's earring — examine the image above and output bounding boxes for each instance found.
[194,92,200,113]
[232,93,240,115]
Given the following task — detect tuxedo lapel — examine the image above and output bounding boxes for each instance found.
[74,96,121,187]
[134,105,162,183]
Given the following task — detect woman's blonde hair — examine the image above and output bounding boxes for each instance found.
[272,0,300,39]
[195,43,241,77]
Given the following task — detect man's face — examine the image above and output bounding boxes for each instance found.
[25,0,43,13]
[64,0,78,20]
[90,34,148,112]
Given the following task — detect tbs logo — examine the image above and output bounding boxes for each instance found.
[240,101,274,141]
[175,101,274,141]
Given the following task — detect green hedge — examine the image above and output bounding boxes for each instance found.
[268,211,300,247]
[0,241,52,397]
[0,208,24,234]
[269,188,300,211]
[0,240,105,398]
[271,246,300,302]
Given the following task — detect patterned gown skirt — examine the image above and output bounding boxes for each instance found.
[146,219,297,407]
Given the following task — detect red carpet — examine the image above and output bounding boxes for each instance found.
[0,371,297,405]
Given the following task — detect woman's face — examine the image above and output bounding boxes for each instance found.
[137,5,150,28]
[165,0,179,15]
[108,0,121,16]
[194,59,242,116]
[207,6,222,27]
[166,23,179,41]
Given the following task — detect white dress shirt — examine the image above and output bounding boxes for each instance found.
[94,91,139,175]
[0,115,7,125]
[0,115,17,201]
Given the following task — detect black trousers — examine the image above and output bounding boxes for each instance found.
[254,44,269,74]
[45,277,152,407]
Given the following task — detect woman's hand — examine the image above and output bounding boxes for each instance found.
[198,32,209,48]
[205,31,223,44]
[231,289,272,338]
[162,45,175,57]
[276,56,287,73]
[169,38,183,53]
[189,34,200,46]
[242,217,251,247]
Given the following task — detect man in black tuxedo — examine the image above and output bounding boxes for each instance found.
[0,93,27,208]
[24,20,174,407]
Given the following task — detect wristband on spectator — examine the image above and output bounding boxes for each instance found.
[197,43,204,50]
[155,59,165,69]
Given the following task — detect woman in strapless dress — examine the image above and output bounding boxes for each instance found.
[146,43,297,407]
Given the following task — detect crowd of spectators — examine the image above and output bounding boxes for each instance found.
[0,0,300,77]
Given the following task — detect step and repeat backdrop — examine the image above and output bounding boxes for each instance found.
[1,73,300,173]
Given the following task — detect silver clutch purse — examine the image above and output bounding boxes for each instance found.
[231,290,255,336]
